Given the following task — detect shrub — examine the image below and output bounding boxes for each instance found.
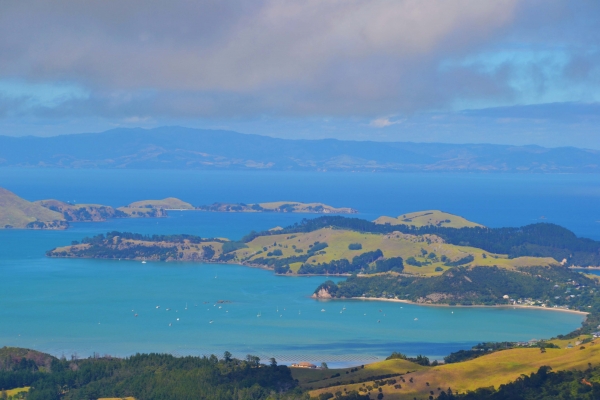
[221,241,248,254]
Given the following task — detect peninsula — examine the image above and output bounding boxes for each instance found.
[46,214,600,317]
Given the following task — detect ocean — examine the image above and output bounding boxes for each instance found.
[0,169,597,366]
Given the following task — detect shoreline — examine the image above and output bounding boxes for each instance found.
[45,255,590,317]
[347,296,589,315]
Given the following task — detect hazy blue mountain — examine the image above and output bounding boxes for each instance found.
[0,126,598,172]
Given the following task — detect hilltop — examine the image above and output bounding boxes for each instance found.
[374,210,483,228]
[1,126,599,172]
[0,188,67,229]
[126,197,194,210]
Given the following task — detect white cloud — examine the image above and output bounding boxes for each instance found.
[369,117,403,128]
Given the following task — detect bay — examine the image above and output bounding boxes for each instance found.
[0,169,596,365]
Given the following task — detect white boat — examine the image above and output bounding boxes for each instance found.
[142,261,147,264]
[156,306,160,309]
[321,309,326,312]
[209,320,213,324]
[414,318,418,321]
[257,312,261,317]
[176,318,179,321]
[168,323,172,326]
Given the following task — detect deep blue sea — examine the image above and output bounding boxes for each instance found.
[1,169,598,366]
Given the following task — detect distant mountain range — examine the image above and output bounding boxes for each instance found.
[1,126,598,172]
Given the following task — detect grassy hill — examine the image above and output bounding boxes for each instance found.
[375,210,483,228]
[309,335,600,399]
[232,227,556,275]
[292,358,427,390]
[0,188,67,229]
[127,197,194,210]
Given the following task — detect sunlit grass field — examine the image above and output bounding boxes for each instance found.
[308,335,600,399]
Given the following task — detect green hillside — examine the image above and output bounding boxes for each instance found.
[231,227,553,276]
[309,335,600,400]
[0,188,67,229]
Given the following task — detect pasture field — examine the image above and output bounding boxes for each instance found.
[98,398,135,400]
[292,359,427,390]
[309,335,600,399]
[234,227,557,275]
[5,387,29,396]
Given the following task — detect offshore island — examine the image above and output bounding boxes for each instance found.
[0,186,356,229]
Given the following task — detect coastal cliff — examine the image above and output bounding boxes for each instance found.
[35,199,127,222]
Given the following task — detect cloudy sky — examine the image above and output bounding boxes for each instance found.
[0,0,599,147]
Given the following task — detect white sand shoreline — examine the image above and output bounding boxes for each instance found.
[347,296,589,315]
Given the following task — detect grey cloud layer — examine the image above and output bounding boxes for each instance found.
[0,0,599,119]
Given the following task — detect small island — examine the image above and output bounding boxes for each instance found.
[196,201,357,214]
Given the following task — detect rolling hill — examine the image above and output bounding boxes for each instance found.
[308,335,600,400]
[374,210,483,228]
[0,188,67,229]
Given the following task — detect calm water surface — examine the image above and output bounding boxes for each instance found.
[0,169,596,365]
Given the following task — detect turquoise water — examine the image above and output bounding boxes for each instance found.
[0,169,596,365]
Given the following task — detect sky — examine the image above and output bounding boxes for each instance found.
[0,0,599,148]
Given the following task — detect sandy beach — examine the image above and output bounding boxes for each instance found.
[348,296,589,316]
